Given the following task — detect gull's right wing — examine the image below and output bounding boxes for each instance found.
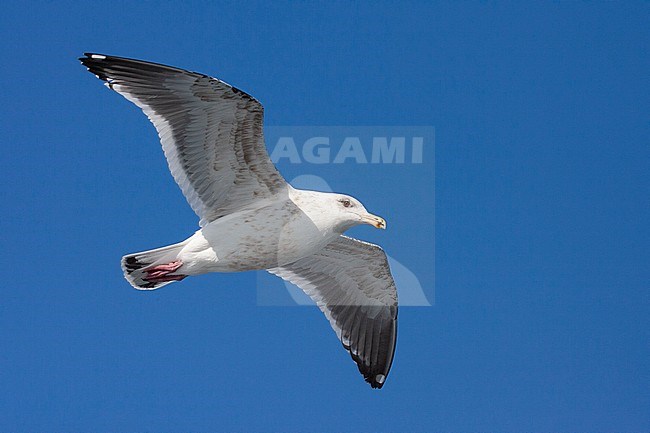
[80,53,288,226]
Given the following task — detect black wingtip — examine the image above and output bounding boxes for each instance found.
[80,53,104,62]
[366,370,387,389]
[79,53,119,84]
[350,351,388,389]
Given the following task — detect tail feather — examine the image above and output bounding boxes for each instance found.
[121,241,187,290]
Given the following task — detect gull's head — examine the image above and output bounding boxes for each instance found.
[330,194,386,231]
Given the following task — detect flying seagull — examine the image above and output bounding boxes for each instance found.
[80,53,398,389]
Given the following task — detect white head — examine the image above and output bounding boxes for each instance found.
[325,193,387,233]
[290,188,387,234]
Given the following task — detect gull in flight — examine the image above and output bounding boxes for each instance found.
[80,53,398,388]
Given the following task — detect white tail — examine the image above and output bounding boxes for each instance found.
[121,241,188,290]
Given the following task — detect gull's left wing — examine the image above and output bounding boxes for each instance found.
[268,235,398,388]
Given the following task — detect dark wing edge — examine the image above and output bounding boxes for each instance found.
[79,53,261,103]
[269,235,398,389]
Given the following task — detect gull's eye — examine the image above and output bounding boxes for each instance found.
[340,198,351,208]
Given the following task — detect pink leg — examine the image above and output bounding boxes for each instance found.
[143,260,186,283]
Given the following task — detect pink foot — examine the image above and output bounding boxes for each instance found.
[143,260,185,283]
[147,260,183,273]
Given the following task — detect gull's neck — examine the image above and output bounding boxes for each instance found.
[288,188,347,234]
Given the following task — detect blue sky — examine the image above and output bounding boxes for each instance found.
[1,1,648,432]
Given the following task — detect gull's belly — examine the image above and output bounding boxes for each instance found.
[177,205,335,274]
